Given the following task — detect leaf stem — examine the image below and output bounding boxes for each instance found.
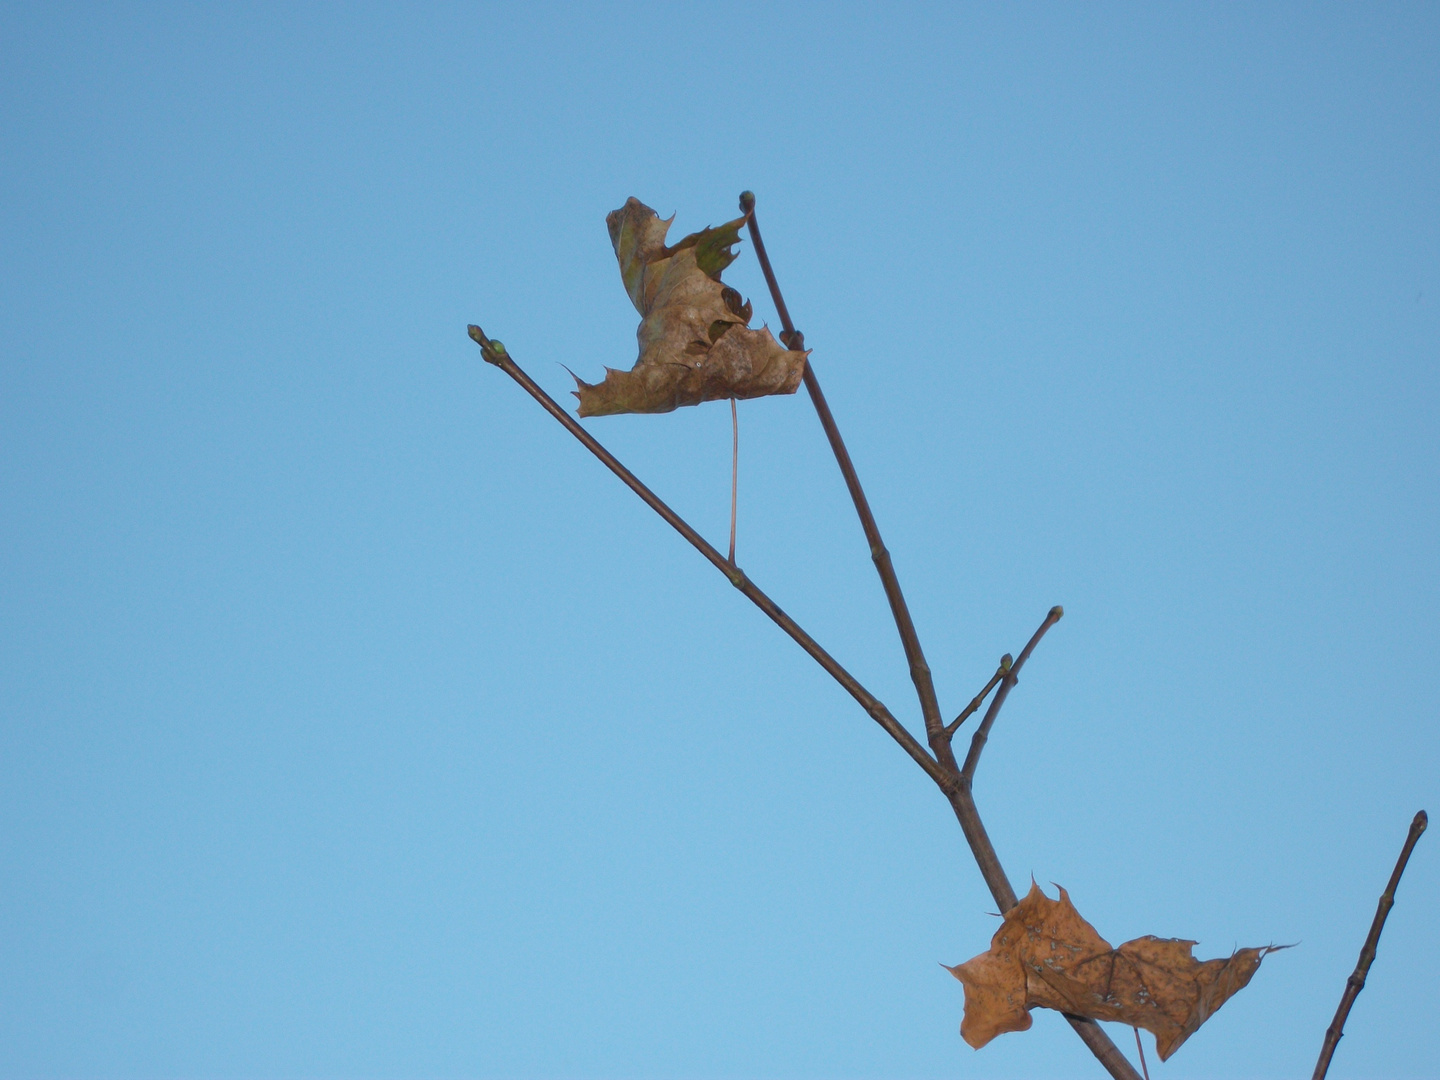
[740,192,952,768]
[468,324,949,792]
[729,397,738,565]
[1312,809,1428,1080]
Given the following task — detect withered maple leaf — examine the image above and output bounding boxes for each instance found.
[574,197,808,417]
[946,882,1281,1061]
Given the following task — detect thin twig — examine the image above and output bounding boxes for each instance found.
[945,656,1012,737]
[1133,1028,1151,1080]
[1312,809,1428,1080]
[960,606,1064,786]
[729,397,738,565]
[467,325,952,794]
[740,192,953,770]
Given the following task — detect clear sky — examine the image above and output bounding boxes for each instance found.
[2,4,1437,1078]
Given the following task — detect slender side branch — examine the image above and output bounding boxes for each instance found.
[1312,809,1428,1080]
[467,325,950,792]
[945,655,1012,737]
[943,605,1064,910]
[960,606,1063,786]
[740,192,953,768]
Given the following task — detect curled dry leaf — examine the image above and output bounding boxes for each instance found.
[946,882,1282,1061]
[574,197,808,417]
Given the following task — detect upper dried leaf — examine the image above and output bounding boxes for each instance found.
[575,197,808,417]
[946,882,1281,1061]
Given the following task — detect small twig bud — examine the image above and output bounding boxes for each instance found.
[468,324,508,366]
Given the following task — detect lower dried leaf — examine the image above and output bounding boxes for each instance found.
[946,882,1281,1061]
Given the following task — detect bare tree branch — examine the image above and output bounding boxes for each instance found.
[470,193,1142,1080]
[467,326,948,792]
[1312,809,1428,1080]
[740,193,954,770]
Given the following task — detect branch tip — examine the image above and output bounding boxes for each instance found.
[738,190,756,214]
[1000,653,1013,672]
[1050,605,1064,620]
[468,324,507,365]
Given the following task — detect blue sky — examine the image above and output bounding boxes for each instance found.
[2,3,1437,1078]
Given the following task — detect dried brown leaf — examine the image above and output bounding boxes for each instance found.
[946,882,1280,1061]
[574,197,808,417]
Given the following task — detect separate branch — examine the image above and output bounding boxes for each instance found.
[1312,809,1428,1080]
[961,606,1064,786]
[467,325,949,792]
[740,192,952,768]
